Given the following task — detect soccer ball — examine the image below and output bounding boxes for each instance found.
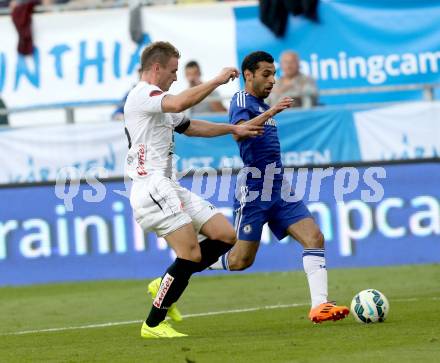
[350,289,390,323]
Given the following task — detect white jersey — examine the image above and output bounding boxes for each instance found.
[123,81,189,180]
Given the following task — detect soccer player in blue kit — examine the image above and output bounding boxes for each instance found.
[210,51,349,323]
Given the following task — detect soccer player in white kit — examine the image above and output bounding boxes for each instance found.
[124,41,263,338]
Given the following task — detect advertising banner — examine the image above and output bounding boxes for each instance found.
[0,4,238,110]
[1,1,439,110]
[234,0,440,103]
[0,106,361,184]
[2,101,440,184]
[0,122,127,184]
[354,101,440,161]
[175,107,361,171]
[1,161,439,286]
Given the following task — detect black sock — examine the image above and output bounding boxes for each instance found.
[146,258,199,327]
[195,239,233,272]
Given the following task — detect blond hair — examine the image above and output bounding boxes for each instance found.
[141,41,180,71]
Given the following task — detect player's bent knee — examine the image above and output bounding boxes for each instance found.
[178,243,202,263]
[205,227,237,245]
[228,254,255,271]
[304,231,325,249]
[188,249,202,263]
[221,230,237,245]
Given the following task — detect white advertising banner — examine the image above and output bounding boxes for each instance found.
[353,101,440,161]
[2,0,440,111]
[0,3,238,110]
[0,122,127,183]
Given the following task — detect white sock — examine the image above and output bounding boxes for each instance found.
[303,249,328,308]
[209,251,230,270]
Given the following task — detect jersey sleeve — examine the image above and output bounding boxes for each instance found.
[229,93,252,125]
[136,85,166,113]
[171,113,191,134]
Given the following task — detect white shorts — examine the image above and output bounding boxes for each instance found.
[130,175,217,238]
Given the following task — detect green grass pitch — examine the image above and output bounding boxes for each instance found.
[1,264,439,363]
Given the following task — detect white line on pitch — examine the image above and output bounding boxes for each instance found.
[3,302,306,336]
[3,296,438,336]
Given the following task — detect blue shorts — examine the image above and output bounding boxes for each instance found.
[233,188,312,242]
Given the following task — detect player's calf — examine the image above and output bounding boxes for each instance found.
[201,214,237,246]
[301,230,324,249]
[146,257,199,328]
[227,250,256,271]
[196,214,237,271]
[209,239,259,271]
[194,238,234,272]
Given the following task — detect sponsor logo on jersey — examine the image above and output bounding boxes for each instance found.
[136,144,148,176]
[264,118,277,127]
[257,106,277,126]
[153,273,174,308]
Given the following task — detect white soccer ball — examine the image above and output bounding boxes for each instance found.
[350,289,390,323]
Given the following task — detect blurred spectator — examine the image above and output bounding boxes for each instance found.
[268,50,318,108]
[0,96,9,126]
[1,1,245,10]
[112,92,129,121]
[10,0,43,55]
[2,0,94,9]
[184,60,226,114]
[9,1,64,56]
[129,0,143,44]
[112,67,141,121]
[177,0,215,3]
[9,0,56,8]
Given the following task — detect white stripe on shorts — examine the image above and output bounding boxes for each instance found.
[234,185,248,234]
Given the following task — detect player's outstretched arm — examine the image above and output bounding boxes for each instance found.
[232,97,293,141]
[246,96,293,127]
[183,119,264,138]
[161,68,239,113]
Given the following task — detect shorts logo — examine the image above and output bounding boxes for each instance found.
[243,224,252,234]
[153,273,174,308]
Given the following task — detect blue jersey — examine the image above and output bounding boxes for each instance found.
[229,91,312,241]
[229,91,283,186]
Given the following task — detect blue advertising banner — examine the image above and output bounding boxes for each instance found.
[2,100,439,185]
[234,0,440,103]
[3,1,439,111]
[176,107,361,170]
[0,161,439,286]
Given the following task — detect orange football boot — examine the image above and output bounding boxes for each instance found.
[309,302,349,323]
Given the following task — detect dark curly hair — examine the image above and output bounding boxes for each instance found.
[241,51,274,75]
